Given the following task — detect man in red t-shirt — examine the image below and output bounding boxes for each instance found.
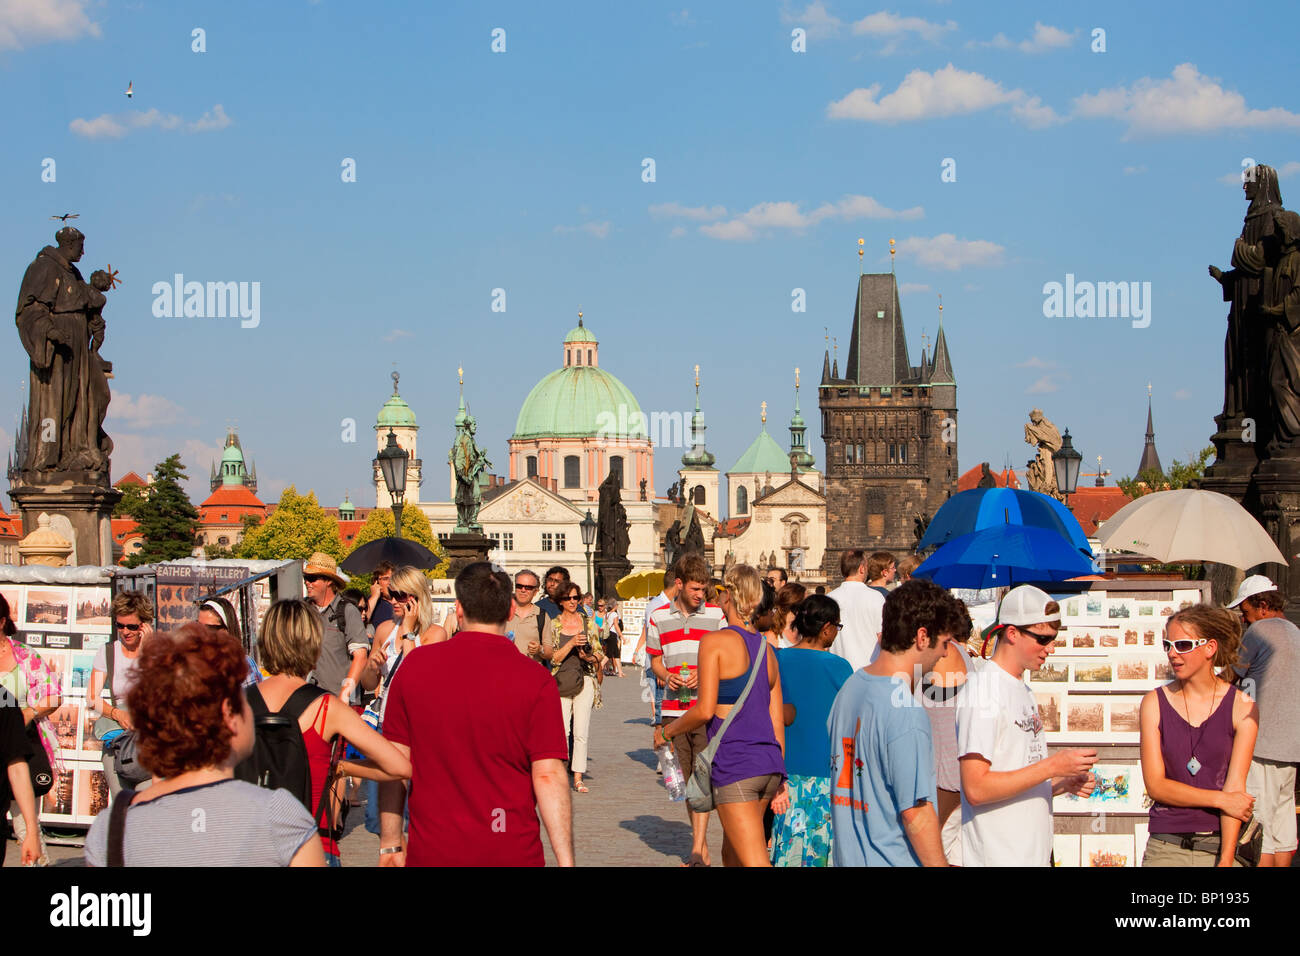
[379,562,573,866]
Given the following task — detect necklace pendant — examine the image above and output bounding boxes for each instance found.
[1187,756,1202,776]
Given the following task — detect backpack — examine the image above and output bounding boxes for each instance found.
[233,683,329,810]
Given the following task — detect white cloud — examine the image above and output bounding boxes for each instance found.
[649,202,728,221]
[0,0,99,50]
[691,194,924,241]
[828,63,1062,126]
[1075,63,1300,138]
[894,234,1006,270]
[970,22,1074,53]
[781,1,841,39]
[1124,165,1148,176]
[669,225,687,239]
[382,329,413,343]
[851,11,957,45]
[1173,389,1193,400]
[1017,356,1056,369]
[1026,376,1058,395]
[106,392,194,429]
[899,282,931,293]
[70,104,233,140]
[554,221,611,239]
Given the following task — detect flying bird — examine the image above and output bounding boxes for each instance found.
[50,213,80,223]
[125,81,133,98]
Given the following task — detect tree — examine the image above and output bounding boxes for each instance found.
[236,486,343,561]
[124,454,200,567]
[1117,446,1216,499]
[113,480,148,518]
[345,507,449,591]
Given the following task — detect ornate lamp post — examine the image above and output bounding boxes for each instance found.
[1053,429,1083,508]
[580,509,597,596]
[375,428,409,539]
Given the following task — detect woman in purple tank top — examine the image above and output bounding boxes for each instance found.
[1140,606,1258,866]
[659,564,786,867]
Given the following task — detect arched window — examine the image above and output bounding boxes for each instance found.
[693,484,705,505]
[564,455,581,488]
[587,349,592,365]
[576,350,582,366]
[526,455,538,478]
[609,456,624,487]
[737,485,748,515]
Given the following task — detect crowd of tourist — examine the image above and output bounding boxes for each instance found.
[2,543,1298,868]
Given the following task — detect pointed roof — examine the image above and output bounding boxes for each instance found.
[931,321,954,384]
[788,369,815,470]
[845,273,909,387]
[1136,390,1162,476]
[729,404,792,475]
[821,349,832,384]
[682,365,716,470]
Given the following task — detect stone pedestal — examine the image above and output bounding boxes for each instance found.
[1201,413,1259,500]
[1242,464,1300,626]
[594,555,633,602]
[442,531,493,578]
[8,476,121,567]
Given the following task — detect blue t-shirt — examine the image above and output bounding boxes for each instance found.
[775,647,854,778]
[827,670,937,867]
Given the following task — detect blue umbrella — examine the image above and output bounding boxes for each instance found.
[919,487,1091,553]
[912,524,1097,590]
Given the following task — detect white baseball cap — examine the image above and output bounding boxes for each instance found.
[995,585,1061,629]
[1226,574,1277,608]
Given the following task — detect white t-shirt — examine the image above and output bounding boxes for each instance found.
[827,581,885,670]
[956,664,1052,867]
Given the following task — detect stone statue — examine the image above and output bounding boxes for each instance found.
[664,519,682,568]
[1261,209,1300,455]
[1209,164,1285,430]
[639,477,647,502]
[595,471,632,598]
[976,462,996,489]
[913,511,930,545]
[666,480,679,504]
[1024,408,1063,500]
[14,228,114,478]
[682,505,706,557]
[449,406,491,533]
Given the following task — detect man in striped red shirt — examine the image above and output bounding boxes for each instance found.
[648,552,724,866]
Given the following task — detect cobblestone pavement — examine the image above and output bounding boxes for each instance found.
[35,664,724,867]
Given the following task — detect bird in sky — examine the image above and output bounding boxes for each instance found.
[50,213,80,223]
[125,81,133,98]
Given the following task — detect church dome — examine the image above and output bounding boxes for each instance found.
[514,367,648,439]
[377,395,416,429]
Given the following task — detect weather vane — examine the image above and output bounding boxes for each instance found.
[50,213,79,224]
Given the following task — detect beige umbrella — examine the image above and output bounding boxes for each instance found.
[1096,488,1286,569]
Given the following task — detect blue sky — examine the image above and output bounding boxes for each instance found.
[3,0,1297,515]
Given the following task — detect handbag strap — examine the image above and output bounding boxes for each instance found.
[104,639,116,708]
[699,626,768,761]
[106,788,136,867]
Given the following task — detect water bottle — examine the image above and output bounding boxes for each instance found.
[657,744,686,801]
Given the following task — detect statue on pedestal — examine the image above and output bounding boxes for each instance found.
[449,400,491,534]
[1024,408,1062,500]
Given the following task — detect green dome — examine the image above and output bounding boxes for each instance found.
[514,366,648,439]
[729,426,792,476]
[221,443,244,466]
[377,394,417,428]
[565,322,597,344]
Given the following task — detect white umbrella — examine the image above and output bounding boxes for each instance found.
[1096,488,1286,569]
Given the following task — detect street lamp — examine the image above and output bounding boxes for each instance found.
[580,509,598,596]
[1053,428,1082,508]
[375,428,409,540]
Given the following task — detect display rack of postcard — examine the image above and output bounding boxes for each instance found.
[0,581,114,827]
[1030,581,1211,866]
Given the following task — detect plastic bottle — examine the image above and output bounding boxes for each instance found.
[657,744,687,801]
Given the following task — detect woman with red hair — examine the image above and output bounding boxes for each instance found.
[83,624,325,866]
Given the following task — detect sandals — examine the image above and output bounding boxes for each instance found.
[572,779,589,793]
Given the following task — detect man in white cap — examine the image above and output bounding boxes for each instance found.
[956,585,1097,866]
[303,552,369,703]
[1228,575,1300,867]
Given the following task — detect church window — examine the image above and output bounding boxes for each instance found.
[844,445,854,465]
[218,536,229,546]
[946,446,951,456]
[499,533,514,551]
[888,444,897,464]
[576,351,582,365]
[737,486,749,515]
[866,488,886,538]
[899,444,908,464]
[526,456,538,478]
[855,443,864,463]
[610,456,624,487]
[555,533,566,551]
[542,533,553,551]
[564,456,581,488]
[587,349,592,364]
[693,485,705,505]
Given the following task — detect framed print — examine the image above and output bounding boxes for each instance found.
[1035,692,1063,733]
[1028,659,1070,684]
[1107,598,1136,621]
[1085,593,1105,619]
[23,588,71,629]
[1063,697,1105,738]
[1082,833,1135,867]
[1055,762,1146,814]
[1072,661,1113,685]
[1053,834,1081,867]
[72,587,112,629]
[1107,695,1144,736]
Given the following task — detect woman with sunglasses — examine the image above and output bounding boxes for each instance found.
[769,594,852,866]
[547,583,604,793]
[1140,605,1259,866]
[199,597,262,687]
[90,592,154,798]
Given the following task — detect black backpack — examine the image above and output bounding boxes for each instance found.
[233,684,329,810]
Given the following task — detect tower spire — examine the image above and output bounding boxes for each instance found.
[681,364,715,469]
[789,367,814,471]
[1136,385,1163,476]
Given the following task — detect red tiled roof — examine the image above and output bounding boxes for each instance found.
[112,518,142,542]
[1066,487,1133,537]
[338,519,365,544]
[0,512,22,540]
[715,517,751,537]
[957,464,1022,493]
[200,485,265,509]
[115,472,147,488]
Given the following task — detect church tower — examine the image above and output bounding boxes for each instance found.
[679,365,720,513]
[1136,385,1163,477]
[819,243,957,583]
[373,371,423,508]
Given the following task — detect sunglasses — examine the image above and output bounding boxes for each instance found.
[304,574,327,584]
[1163,637,1209,654]
[116,622,143,632]
[562,595,581,602]
[389,590,412,603]
[516,583,539,592]
[1016,626,1058,646]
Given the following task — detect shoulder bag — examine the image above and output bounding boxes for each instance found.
[683,627,769,814]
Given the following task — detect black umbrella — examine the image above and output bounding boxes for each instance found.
[339,536,441,574]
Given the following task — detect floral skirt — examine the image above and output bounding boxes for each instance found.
[770,773,833,867]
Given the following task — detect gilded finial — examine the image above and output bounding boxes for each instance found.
[578,309,583,327]
[795,367,800,390]
[1147,382,1153,397]
[761,400,768,425]
[694,364,700,388]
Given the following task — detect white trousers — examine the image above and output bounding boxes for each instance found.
[560,676,596,774]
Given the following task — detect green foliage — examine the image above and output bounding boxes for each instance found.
[235,486,343,561]
[1116,446,1216,499]
[113,480,148,518]
[123,454,200,567]
[344,507,449,589]
[204,543,235,560]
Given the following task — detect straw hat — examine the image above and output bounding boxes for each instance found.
[303,552,348,590]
